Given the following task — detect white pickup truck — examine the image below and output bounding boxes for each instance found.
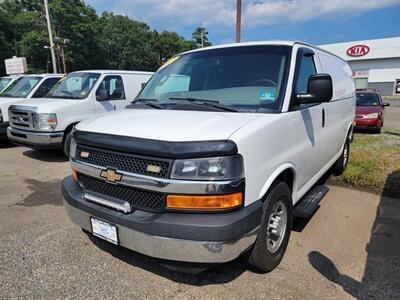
[0,74,63,140]
[7,70,153,155]
[63,41,355,273]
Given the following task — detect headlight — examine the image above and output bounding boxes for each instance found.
[171,155,244,181]
[36,113,57,131]
[70,137,77,159]
[364,113,379,119]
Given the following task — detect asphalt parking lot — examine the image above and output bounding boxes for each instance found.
[1,107,399,299]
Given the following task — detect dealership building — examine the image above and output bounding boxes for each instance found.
[319,37,400,96]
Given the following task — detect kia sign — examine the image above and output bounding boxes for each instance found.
[346,45,370,57]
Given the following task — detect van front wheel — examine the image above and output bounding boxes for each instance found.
[246,182,293,272]
[62,130,72,157]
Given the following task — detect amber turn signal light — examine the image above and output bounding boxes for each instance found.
[71,168,78,182]
[166,193,243,210]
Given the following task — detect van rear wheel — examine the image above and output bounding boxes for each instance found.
[333,138,349,176]
[245,182,293,273]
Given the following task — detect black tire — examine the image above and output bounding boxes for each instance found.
[374,127,382,134]
[246,182,293,273]
[333,137,349,176]
[62,130,72,157]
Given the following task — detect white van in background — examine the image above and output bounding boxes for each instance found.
[0,74,63,140]
[7,70,153,155]
[0,75,21,93]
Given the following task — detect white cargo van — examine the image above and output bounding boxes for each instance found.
[7,70,153,155]
[62,42,355,273]
[0,74,63,140]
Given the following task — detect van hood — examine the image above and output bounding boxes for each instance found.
[11,97,86,114]
[77,109,263,142]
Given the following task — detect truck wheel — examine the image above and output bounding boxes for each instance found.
[62,131,72,157]
[333,138,349,176]
[246,182,293,273]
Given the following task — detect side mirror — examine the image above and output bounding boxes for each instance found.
[97,89,108,101]
[382,102,390,107]
[297,74,333,104]
[141,82,147,89]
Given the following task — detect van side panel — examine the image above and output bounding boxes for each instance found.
[316,51,355,153]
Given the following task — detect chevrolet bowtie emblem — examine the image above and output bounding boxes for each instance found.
[80,151,90,158]
[146,164,161,173]
[100,169,122,183]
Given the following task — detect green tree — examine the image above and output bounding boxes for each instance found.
[192,27,211,48]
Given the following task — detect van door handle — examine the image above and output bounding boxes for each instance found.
[322,108,325,128]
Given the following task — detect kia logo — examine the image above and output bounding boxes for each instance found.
[347,45,370,57]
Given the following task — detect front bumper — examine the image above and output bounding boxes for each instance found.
[354,118,381,130]
[7,127,64,149]
[0,122,9,140]
[62,176,262,263]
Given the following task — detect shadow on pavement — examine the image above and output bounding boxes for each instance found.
[12,179,63,207]
[0,140,16,149]
[308,170,400,298]
[22,149,68,163]
[86,232,247,285]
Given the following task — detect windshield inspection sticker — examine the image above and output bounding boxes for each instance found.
[259,91,275,101]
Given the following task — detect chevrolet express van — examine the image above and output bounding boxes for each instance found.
[0,74,63,140]
[7,70,153,155]
[62,41,355,273]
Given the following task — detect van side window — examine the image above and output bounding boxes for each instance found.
[96,75,125,101]
[32,77,60,98]
[295,55,316,94]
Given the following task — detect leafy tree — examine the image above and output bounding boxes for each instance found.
[192,27,211,47]
[0,0,209,75]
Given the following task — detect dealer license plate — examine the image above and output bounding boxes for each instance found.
[91,218,118,244]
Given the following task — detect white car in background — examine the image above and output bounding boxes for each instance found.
[0,74,63,140]
[7,70,153,155]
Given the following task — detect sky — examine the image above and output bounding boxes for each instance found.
[86,0,400,46]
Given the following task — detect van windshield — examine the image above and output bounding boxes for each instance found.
[137,45,291,112]
[46,72,100,99]
[0,76,42,98]
[0,78,12,91]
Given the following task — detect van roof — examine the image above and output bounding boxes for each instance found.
[182,40,346,63]
[71,70,154,75]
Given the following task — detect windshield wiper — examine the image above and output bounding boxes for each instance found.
[169,97,238,112]
[132,98,164,109]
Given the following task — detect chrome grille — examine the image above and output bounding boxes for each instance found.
[76,145,171,178]
[9,109,35,130]
[78,173,165,212]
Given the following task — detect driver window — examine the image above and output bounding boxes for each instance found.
[295,54,316,94]
[96,75,125,101]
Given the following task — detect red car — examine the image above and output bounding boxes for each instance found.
[355,89,390,133]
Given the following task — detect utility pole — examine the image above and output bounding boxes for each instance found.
[44,0,57,73]
[236,0,241,43]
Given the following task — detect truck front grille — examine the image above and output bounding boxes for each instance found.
[9,109,34,129]
[78,173,165,212]
[76,145,171,178]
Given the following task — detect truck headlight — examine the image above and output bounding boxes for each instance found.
[37,113,57,131]
[171,155,244,181]
[364,113,379,119]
